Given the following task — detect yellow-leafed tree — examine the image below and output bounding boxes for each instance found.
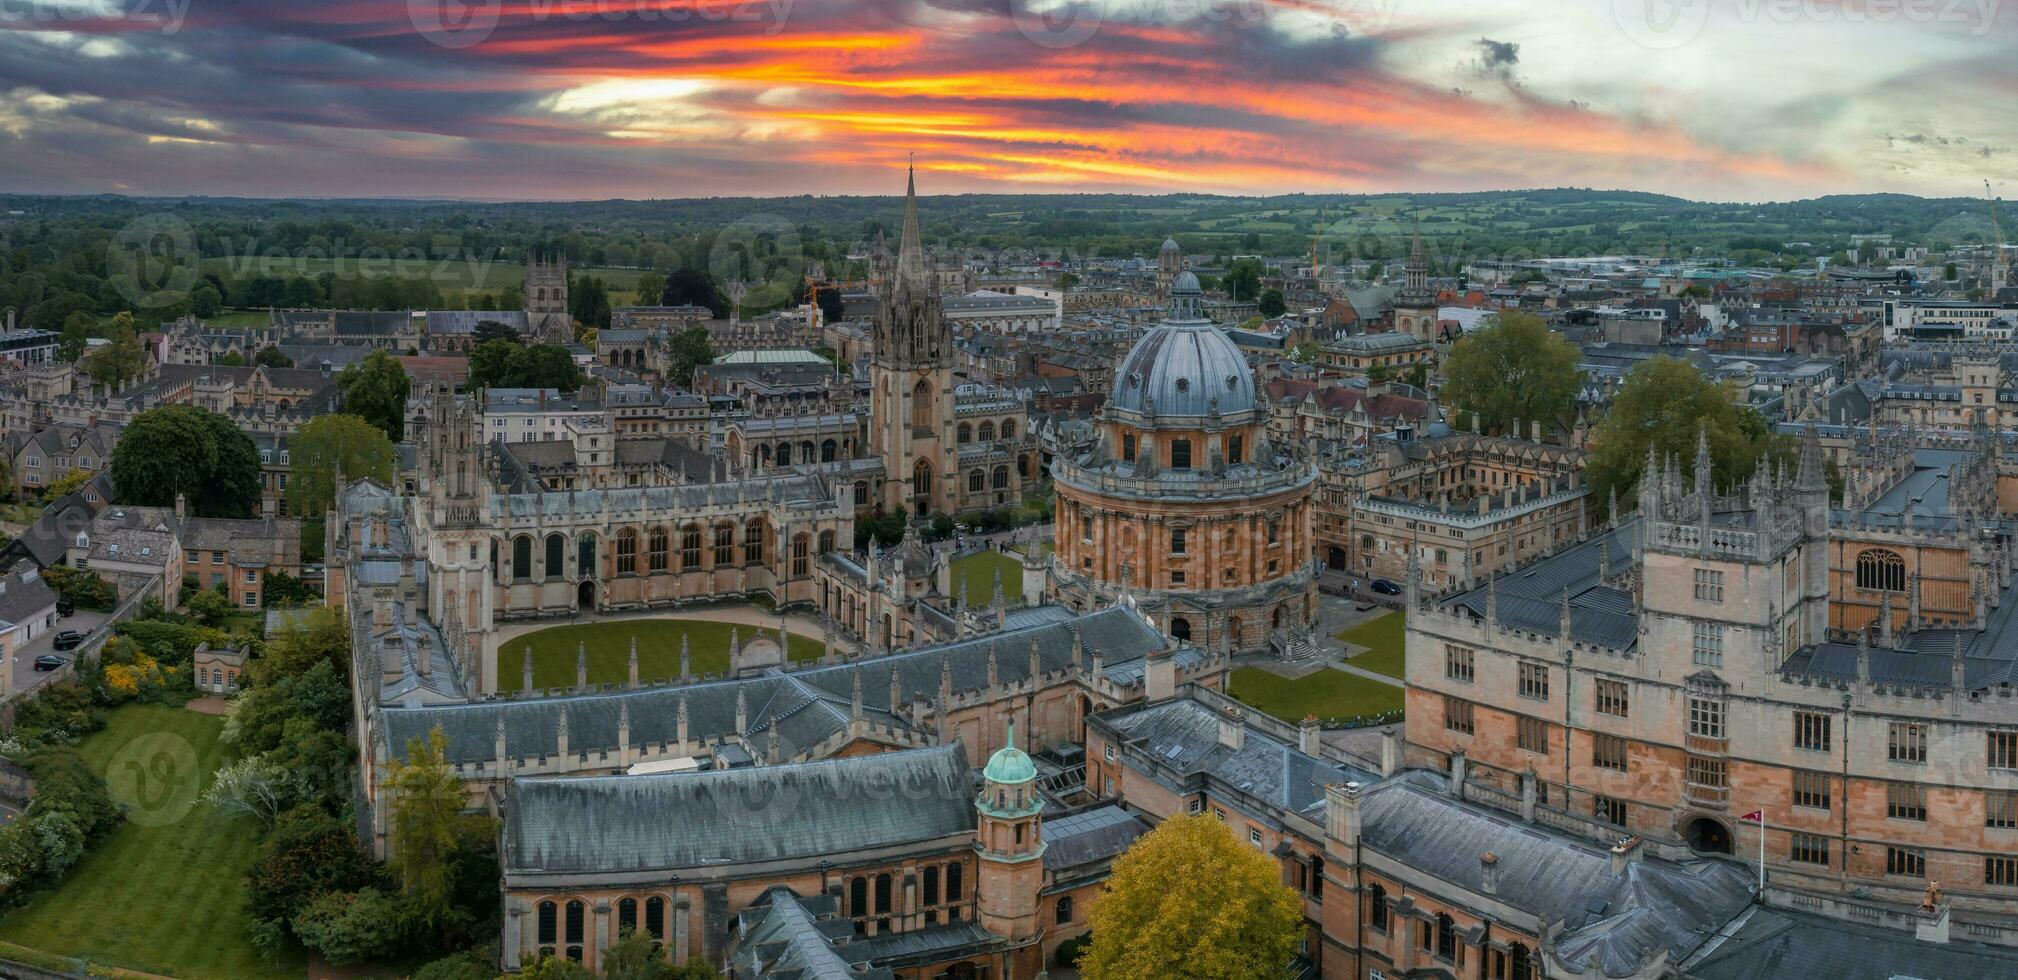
[1083,813,1304,980]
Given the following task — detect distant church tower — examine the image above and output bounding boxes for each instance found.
[869,164,958,515]
[1155,236,1182,302]
[975,719,1046,975]
[524,250,572,344]
[1392,220,1438,343]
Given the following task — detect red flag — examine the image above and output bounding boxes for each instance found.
[1740,810,1763,823]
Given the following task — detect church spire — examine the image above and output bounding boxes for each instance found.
[898,156,926,284]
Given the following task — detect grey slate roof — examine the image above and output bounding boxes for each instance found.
[1042,804,1149,871]
[1683,905,2018,980]
[1357,779,1753,978]
[503,745,974,876]
[1105,698,1376,816]
[730,888,865,979]
[1441,518,1642,651]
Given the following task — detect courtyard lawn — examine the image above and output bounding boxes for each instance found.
[499,617,825,692]
[0,703,305,979]
[1227,666,1403,726]
[952,551,1023,607]
[1337,611,1407,679]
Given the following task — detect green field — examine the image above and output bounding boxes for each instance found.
[0,704,305,979]
[951,551,1023,608]
[1227,667,1403,725]
[499,616,825,692]
[1336,611,1407,678]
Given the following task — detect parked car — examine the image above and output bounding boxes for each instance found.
[1369,579,1403,596]
[56,598,74,617]
[51,630,84,651]
[33,655,67,671]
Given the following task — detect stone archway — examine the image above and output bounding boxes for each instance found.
[1685,816,1732,855]
[577,580,597,612]
[1327,546,1347,570]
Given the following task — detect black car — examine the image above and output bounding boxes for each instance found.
[51,630,83,651]
[55,598,74,617]
[1369,579,1403,596]
[33,655,67,671]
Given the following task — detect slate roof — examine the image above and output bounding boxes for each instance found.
[1357,779,1754,977]
[1042,804,1149,871]
[1439,519,1642,651]
[502,745,974,876]
[1682,905,2018,980]
[0,567,58,629]
[730,888,887,980]
[1777,576,2018,691]
[1104,698,1376,816]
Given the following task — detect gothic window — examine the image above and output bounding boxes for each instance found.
[822,439,837,462]
[776,442,792,466]
[545,533,565,578]
[1170,438,1193,470]
[644,896,665,942]
[969,470,985,493]
[576,533,596,576]
[978,421,996,442]
[874,873,893,914]
[818,530,836,553]
[911,380,934,430]
[801,440,815,462]
[849,877,868,916]
[743,519,765,564]
[618,898,637,933]
[713,523,735,566]
[616,528,638,575]
[958,422,972,444]
[1435,912,1457,960]
[648,527,669,572]
[992,465,1009,490]
[792,533,810,577]
[1001,419,1016,439]
[913,458,933,496]
[512,536,532,582]
[855,482,869,506]
[682,525,702,569]
[1856,548,1906,592]
[538,900,557,949]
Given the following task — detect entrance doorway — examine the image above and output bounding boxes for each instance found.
[577,580,596,612]
[1686,816,1732,854]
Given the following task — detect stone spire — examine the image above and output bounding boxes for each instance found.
[735,683,748,736]
[555,706,569,757]
[1485,569,1498,631]
[898,155,926,285]
[986,644,1000,689]
[1560,588,1573,640]
[1693,423,1712,498]
[1029,636,1042,685]
[890,664,903,716]
[494,712,508,766]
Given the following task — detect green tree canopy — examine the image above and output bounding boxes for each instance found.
[1586,356,1771,511]
[468,339,585,391]
[336,349,410,442]
[665,326,715,388]
[1083,813,1302,980]
[1223,258,1263,301]
[1257,288,1286,318]
[662,267,726,316]
[84,311,147,390]
[385,727,465,917]
[1440,311,1583,438]
[472,319,520,346]
[109,404,263,517]
[254,346,293,368]
[287,413,397,520]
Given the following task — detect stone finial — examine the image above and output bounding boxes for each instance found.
[677,694,690,745]
[851,670,864,720]
[522,645,534,693]
[735,684,748,735]
[1029,637,1042,684]
[680,631,692,683]
[627,635,640,688]
[986,645,999,689]
[575,640,588,690]
[890,665,903,715]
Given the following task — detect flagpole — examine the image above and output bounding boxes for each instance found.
[1758,809,1767,894]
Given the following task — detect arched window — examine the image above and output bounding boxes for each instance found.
[565,899,585,946]
[800,441,815,462]
[1001,419,1016,439]
[618,897,637,933]
[874,873,893,914]
[969,470,986,493]
[648,526,669,572]
[911,379,934,430]
[992,465,1009,489]
[1170,617,1192,642]
[849,877,868,917]
[538,900,558,952]
[512,536,532,582]
[1055,895,1074,924]
[681,524,702,569]
[644,896,665,943]
[743,519,765,563]
[545,533,565,578]
[978,421,996,442]
[576,533,596,576]
[958,422,973,444]
[1856,548,1906,592]
[1170,438,1193,469]
[1367,884,1388,931]
[912,458,933,497]
[713,522,735,566]
[818,530,836,554]
[776,442,792,466]
[821,438,837,462]
[945,862,963,901]
[1436,912,1457,959]
[923,865,940,905]
[615,528,638,575]
[1509,942,1533,980]
[854,481,869,506]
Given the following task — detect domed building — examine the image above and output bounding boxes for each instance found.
[1051,272,1319,657]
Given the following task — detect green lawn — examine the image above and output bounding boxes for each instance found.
[1227,666,1403,725]
[951,551,1023,607]
[1336,611,1407,679]
[0,704,305,979]
[499,616,825,692]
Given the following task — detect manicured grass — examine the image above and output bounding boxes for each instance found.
[0,704,305,979]
[1336,611,1407,679]
[498,616,825,692]
[951,551,1023,608]
[1227,666,1403,725]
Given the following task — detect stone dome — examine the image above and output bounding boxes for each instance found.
[982,718,1037,785]
[1160,237,1181,253]
[1109,278,1257,421]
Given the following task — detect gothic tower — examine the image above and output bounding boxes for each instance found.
[524,250,572,344]
[869,165,958,515]
[1155,236,1182,303]
[424,388,494,691]
[1393,219,1438,343]
[974,718,1046,974]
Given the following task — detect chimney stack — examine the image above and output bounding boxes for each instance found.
[1218,705,1246,751]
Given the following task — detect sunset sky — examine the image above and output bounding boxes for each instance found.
[2,0,2012,200]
